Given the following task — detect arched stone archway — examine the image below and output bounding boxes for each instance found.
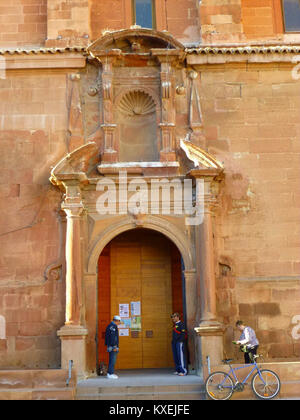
[87,215,195,274]
[84,218,197,374]
[94,228,190,371]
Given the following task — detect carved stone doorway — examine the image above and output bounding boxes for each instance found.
[97,228,186,371]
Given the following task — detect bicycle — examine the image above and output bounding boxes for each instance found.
[205,354,281,400]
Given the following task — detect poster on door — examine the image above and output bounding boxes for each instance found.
[119,303,129,318]
[131,316,141,331]
[119,329,129,337]
[121,318,131,329]
[131,301,141,316]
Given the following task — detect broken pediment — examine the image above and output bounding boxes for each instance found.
[87,28,184,56]
[180,139,224,175]
[50,142,99,187]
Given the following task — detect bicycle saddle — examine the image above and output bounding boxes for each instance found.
[222,359,233,364]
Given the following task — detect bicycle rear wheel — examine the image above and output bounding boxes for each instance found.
[205,371,234,400]
[251,369,281,400]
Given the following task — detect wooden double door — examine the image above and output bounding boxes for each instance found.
[98,229,183,370]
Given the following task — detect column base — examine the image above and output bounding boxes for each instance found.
[57,325,88,380]
[194,321,225,379]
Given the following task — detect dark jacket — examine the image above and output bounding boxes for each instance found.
[172,321,187,343]
[105,321,119,348]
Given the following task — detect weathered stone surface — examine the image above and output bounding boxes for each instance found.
[0,3,300,375]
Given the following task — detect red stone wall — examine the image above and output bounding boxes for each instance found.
[0,59,299,367]
[199,0,244,43]
[0,70,69,368]
[199,0,290,44]
[46,0,89,47]
[89,0,130,41]
[165,0,200,44]
[201,63,300,359]
[0,0,47,48]
[0,0,291,49]
[235,280,300,360]
[89,0,200,44]
[241,0,284,39]
[0,0,294,49]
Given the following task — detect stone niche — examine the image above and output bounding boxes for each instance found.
[116,89,159,162]
[86,28,186,168]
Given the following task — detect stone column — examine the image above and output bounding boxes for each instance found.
[193,175,224,376]
[184,269,197,371]
[57,182,88,379]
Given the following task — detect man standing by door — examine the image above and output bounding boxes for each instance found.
[171,312,188,376]
[105,315,121,379]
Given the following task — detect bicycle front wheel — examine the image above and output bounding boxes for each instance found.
[205,371,234,400]
[251,369,281,400]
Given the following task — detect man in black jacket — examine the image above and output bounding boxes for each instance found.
[105,315,121,379]
[171,312,188,376]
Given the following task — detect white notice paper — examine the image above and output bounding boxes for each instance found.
[119,303,129,318]
[131,301,141,316]
[119,329,129,337]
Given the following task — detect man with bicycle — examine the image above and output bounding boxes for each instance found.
[234,320,259,364]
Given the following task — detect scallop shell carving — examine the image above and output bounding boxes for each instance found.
[118,90,156,117]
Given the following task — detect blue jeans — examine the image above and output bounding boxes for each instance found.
[108,350,118,374]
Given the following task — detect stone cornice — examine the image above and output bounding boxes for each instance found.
[186,44,300,55]
[1,43,300,68]
[1,44,300,56]
[0,47,86,70]
[186,44,300,65]
[0,46,86,55]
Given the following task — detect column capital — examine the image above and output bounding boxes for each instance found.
[61,182,85,217]
[62,203,84,218]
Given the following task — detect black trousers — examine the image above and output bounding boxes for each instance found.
[244,345,258,364]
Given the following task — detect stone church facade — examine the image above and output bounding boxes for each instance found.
[0,1,300,379]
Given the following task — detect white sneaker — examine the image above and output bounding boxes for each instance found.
[107,373,118,379]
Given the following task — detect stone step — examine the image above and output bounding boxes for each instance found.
[0,387,75,400]
[76,390,206,400]
[0,370,76,400]
[0,369,76,389]
[76,384,206,400]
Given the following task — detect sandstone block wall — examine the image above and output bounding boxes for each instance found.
[0,1,300,367]
[203,62,300,359]
[89,0,200,44]
[241,0,284,39]
[199,0,245,43]
[1,1,299,48]
[0,69,69,368]
[0,0,47,48]
[0,58,299,366]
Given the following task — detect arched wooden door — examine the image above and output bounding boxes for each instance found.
[97,229,184,370]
